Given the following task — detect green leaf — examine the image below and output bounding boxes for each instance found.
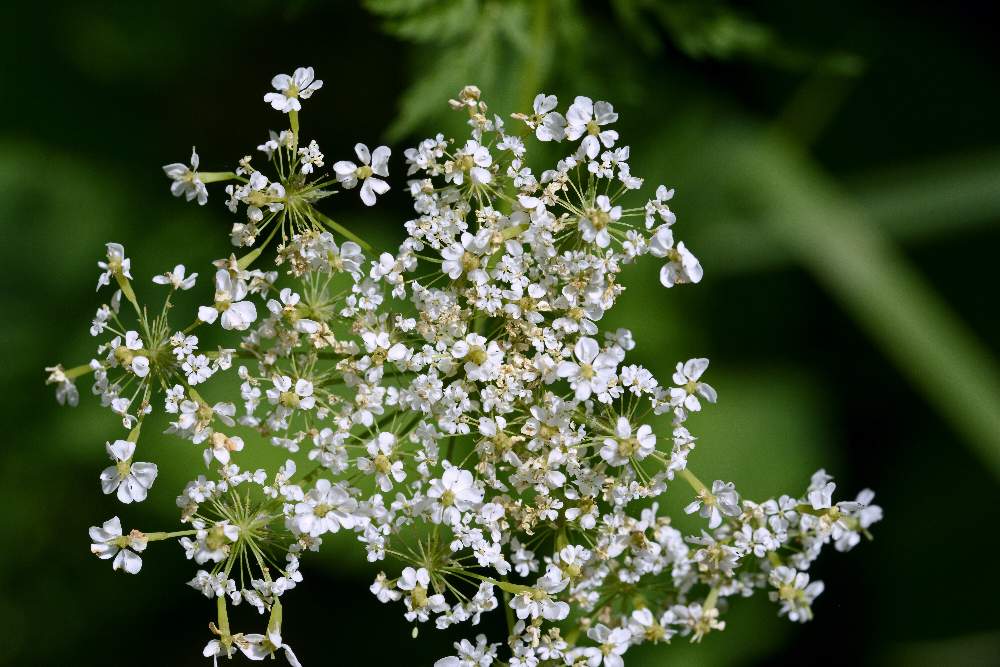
[726,130,1000,479]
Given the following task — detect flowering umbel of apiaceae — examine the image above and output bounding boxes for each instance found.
[46,71,882,666]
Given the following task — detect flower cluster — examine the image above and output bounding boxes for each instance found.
[47,73,881,666]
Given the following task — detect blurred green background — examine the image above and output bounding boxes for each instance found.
[2,1,999,665]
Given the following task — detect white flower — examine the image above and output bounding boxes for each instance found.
[334,143,391,206]
[510,569,570,621]
[428,467,484,525]
[768,566,824,623]
[238,629,302,666]
[264,66,323,113]
[566,96,619,159]
[600,416,656,466]
[257,129,294,157]
[45,365,79,406]
[182,354,213,385]
[448,140,493,186]
[807,469,837,510]
[531,93,567,142]
[628,607,676,644]
[669,358,717,413]
[357,432,406,492]
[205,432,244,466]
[96,242,131,291]
[557,337,617,401]
[434,635,499,667]
[684,480,741,529]
[89,516,146,574]
[441,230,491,282]
[162,147,208,205]
[397,566,448,622]
[266,375,316,411]
[298,139,324,175]
[198,270,258,331]
[587,623,631,667]
[579,194,621,248]
[451,333,504,382]
[99,439,158,503]
[180,521,240,564]
[152,264,197,290]
[292,479,358,536]
[650,227,703,287]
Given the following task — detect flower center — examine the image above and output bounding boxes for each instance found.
[373,453,392,474]
[465,345,488,365]
[461,251,480,274]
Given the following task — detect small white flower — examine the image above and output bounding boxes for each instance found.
[162,147,208,205]
[684,480,741,529]
[198,270,258,331]
[357,432,406,492]
[238,629,302,666]
[669,358,717,413]
[292,479,358,536]
[89,516,147,574]
[530,93,567,142]
[579,194,621,248]
[96,242,132,291]
[587,623,631,667]
[334,143,391,206]
[266,375,316,411]
[650,227,703,287]
[205,432,244,466]
[428,467,484,525]
[557,337,617,401]
[768,566,824,623]
[152,264,197,290]
[448,140,493,186]
[298,139,325,175]
[600,416,656,466]
[264,66,323,113]
[566,96,619,159]
[99,439,158,503]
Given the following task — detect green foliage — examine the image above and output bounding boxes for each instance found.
[612,0,863,73]
[366,0,580,139]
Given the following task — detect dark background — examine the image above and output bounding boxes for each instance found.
[2,1,999,665]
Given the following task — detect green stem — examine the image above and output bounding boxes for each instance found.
[145,529,198,541]
[679,468,708,494]
[115,272,142,317]
[62,363,95,380]
[312,209,373,252]
[198,171,238,184]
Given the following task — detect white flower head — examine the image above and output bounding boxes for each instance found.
[198,270,257,331]
[264,66,323,113]
[99,439,158,503]
[152,264,197,290]
[566,96,619,159]
[96,242,132,291]
[89,516,147,574]
[162,147,208,205]
[334,143,391,206]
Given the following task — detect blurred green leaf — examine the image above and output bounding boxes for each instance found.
[612,0,863,74]
[725,130,1000,478]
